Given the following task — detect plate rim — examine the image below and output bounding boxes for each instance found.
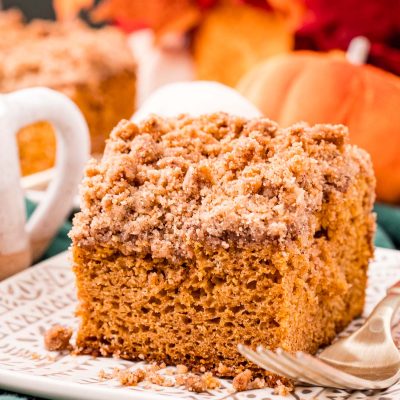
[0,368,174,400]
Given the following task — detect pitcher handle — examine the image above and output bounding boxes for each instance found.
[4,87,89,261]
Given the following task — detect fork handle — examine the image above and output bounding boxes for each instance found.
[366,281,400,331]
[388,280,400,296]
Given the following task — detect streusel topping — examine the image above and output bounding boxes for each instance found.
[71,113,373,261]
[0,10,136,93]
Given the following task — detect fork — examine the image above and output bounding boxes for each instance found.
[238,281,400,390]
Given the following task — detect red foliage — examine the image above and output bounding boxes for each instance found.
[295,0,400,75]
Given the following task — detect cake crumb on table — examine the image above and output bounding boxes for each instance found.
[177,372,220,393]
[233,369,253,391]
[30,352,41,360]
[217,363,234,376]
[118,368,146,386]
[201,372,220,390]
[233,369,284,392]
[248,377,267,390]
[273,379,293,396]
[146,372,175,387]
[176,364,188,374]
[44,325,72,351]
[164,368,175,376]
[99,363,221,393]
[98,369,109,380]
[181,374,207,393]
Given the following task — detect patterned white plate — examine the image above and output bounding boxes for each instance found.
[0,248,400,400]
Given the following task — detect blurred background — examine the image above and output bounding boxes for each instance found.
[2,0,56,20]
[1,0,400,252]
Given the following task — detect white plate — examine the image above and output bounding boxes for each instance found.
[1,248,400,400]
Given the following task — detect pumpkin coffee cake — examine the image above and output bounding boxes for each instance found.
[71,113,375,382]
[0,10,136,176]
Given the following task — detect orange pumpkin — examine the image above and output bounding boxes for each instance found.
[237,51,400,203]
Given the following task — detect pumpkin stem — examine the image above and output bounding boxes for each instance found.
[346,36,370,65]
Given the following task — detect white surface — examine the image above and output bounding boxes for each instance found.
[0,248,400,400]
[132,81,262,123]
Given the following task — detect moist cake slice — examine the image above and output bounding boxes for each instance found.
[0,10,136,176]
[71,113,375,382]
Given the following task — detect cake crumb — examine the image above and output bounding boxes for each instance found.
[233,369,252,392]
[176,364,188,374]
[217,362,234,376]
[144,363,162,374]
[232,370,273,392]
[273,379,293,396]
[201,372,220,390]
[99,363,221,393]
[118,368,146,386]
[44,325,72,351]
[248,377,267,390]
[98,369,109,380]
[184,374,207,393]
[164,369,174,376]
[31,352,41,360]
[147,372,174,387]
[176,372,220,393]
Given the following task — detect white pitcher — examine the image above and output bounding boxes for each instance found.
[0,87,89,280]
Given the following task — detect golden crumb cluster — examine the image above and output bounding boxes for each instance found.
[44,325,72,351]
[72,113,372,262]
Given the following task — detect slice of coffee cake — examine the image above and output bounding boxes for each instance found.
[71,113,375,382]
[0,10,136,175]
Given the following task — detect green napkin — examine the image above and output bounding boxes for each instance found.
[25,198,72,259]
[374,203,400,249]
[375,224,395,249]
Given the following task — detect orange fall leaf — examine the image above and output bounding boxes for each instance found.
[91,0,201,35]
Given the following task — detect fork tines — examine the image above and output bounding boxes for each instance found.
[237,344,366,390]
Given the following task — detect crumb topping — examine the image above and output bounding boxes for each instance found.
[44,325,72,351]
[0,10,136,92]
[71,113,373,262]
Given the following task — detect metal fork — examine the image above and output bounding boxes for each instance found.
[238,281,400,390]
